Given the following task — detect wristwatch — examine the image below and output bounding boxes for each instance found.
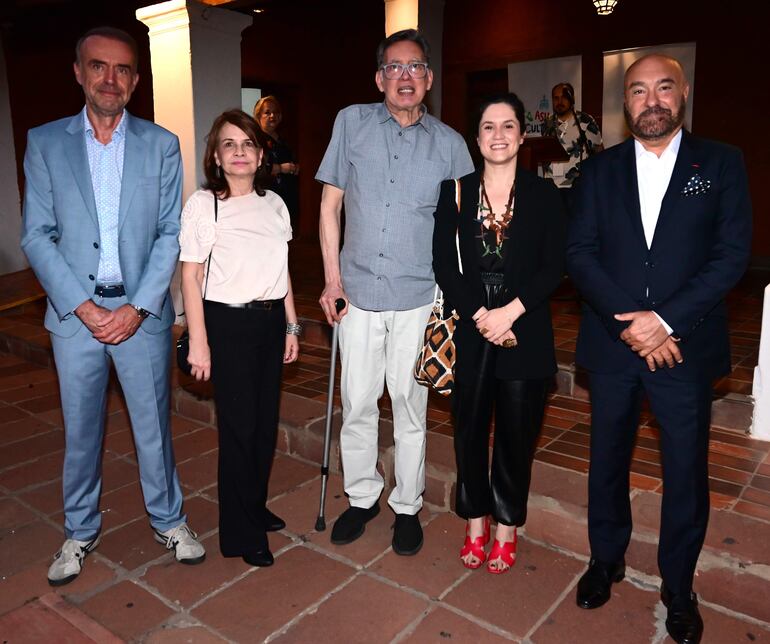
[131,304,150,320]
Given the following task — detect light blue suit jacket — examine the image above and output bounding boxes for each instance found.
[21,111,182,338]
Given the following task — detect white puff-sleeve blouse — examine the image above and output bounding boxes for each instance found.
[179,189,292,303]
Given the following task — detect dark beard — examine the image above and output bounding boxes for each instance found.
[624,102,685,141]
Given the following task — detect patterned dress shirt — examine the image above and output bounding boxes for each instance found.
[542,110,602,188]
[83,107,126,285]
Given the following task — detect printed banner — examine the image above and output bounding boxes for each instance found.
[507,55,582,137]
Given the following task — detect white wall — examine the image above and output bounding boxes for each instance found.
[241,88,262,117]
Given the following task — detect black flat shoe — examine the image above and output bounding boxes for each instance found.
[266,509,286,532]
[576,558,625,609]
[330,503,380,545]
[661,586,703,644]
[392,513,423,556]
[242,548,274,567]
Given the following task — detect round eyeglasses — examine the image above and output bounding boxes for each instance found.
[379,62,429,80]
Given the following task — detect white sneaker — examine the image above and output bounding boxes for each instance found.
[47,535,101,586]
[153,523,206,564]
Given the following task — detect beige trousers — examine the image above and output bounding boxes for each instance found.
[338,302,433,515]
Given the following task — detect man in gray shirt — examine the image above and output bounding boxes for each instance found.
[316,29,473,555]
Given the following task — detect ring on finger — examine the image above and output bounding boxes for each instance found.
[502,338,516,349]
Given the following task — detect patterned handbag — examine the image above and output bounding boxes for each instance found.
[414,180,462,396]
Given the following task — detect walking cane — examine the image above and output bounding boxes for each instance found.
[315,298,346,532]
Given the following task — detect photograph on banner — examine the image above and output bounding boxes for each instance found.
[602,42,695,148]
[507,55,582,137]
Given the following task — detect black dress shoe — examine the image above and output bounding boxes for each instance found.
[576,558,625,609]
[330,503,380,545]
[241,548,274,567]
[392,513,423,556]
[265,509,286,532]
[661,586,703,644]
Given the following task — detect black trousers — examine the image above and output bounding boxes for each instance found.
[204,301,284,556]
[453,339,548,526]
[587,367,712,595]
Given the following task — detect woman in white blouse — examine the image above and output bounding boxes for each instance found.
[179,109,299,567]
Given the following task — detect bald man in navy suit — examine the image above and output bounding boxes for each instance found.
[567,54,751,644]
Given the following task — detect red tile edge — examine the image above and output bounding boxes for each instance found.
[38,593,124,643]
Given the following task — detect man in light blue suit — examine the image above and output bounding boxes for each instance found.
[21,26,205,586]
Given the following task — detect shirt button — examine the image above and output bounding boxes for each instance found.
[382,228,386,232]
[394,154,399,159]
[377,276,382,280]
[93,242,99,249]
[398,132,403,137]
[385,202,390,207]
[390,178,395,183]
[379,253,383,257]
[88,274,95,281]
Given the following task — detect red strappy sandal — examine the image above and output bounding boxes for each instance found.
[487,527,517,574]
[459,516,490,569]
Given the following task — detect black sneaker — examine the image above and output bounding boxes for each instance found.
[392,513,423,556]
[330,503,380,545]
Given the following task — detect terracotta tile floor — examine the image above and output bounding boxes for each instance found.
[1,246,769,641]
[0,357,768,640]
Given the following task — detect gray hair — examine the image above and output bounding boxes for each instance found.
[376,29,430,68]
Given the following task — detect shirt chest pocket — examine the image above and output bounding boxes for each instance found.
[398,158,446,207]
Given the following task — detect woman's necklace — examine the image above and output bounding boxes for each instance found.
[479,175,515,250]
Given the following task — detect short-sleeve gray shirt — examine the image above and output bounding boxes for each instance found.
[315,102,474,311]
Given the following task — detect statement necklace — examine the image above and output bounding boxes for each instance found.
[479,175,515,255]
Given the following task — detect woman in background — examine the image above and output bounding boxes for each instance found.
[179,109,300,567]
[433,93,567,574]
[254,95,300,231]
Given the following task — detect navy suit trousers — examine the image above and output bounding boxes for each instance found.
[587,365,712,595]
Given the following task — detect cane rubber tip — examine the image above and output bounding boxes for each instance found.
[315,517,326,532]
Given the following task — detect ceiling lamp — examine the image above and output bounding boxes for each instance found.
[593,0,618,14]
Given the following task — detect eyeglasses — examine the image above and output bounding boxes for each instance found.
[379,62,429,80]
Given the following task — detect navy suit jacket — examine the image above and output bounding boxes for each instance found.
[20,111,182,338]
[566,130,752,381]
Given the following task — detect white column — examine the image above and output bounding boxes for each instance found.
[0,37,29,276]
[137,0,251,319]
[384,0,445,119]
[136,0,252,201]
[751,285,770,440]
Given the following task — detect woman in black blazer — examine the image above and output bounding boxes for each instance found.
[433,93,567,573]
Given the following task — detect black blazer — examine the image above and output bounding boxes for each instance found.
[433,168,567,381]
[566,130,752,381]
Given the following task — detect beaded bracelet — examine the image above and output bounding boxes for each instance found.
[286,323,302,336]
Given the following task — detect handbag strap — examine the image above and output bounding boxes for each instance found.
[455,179,463,275]
[434,179,464,311]
[201,194,218,301]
